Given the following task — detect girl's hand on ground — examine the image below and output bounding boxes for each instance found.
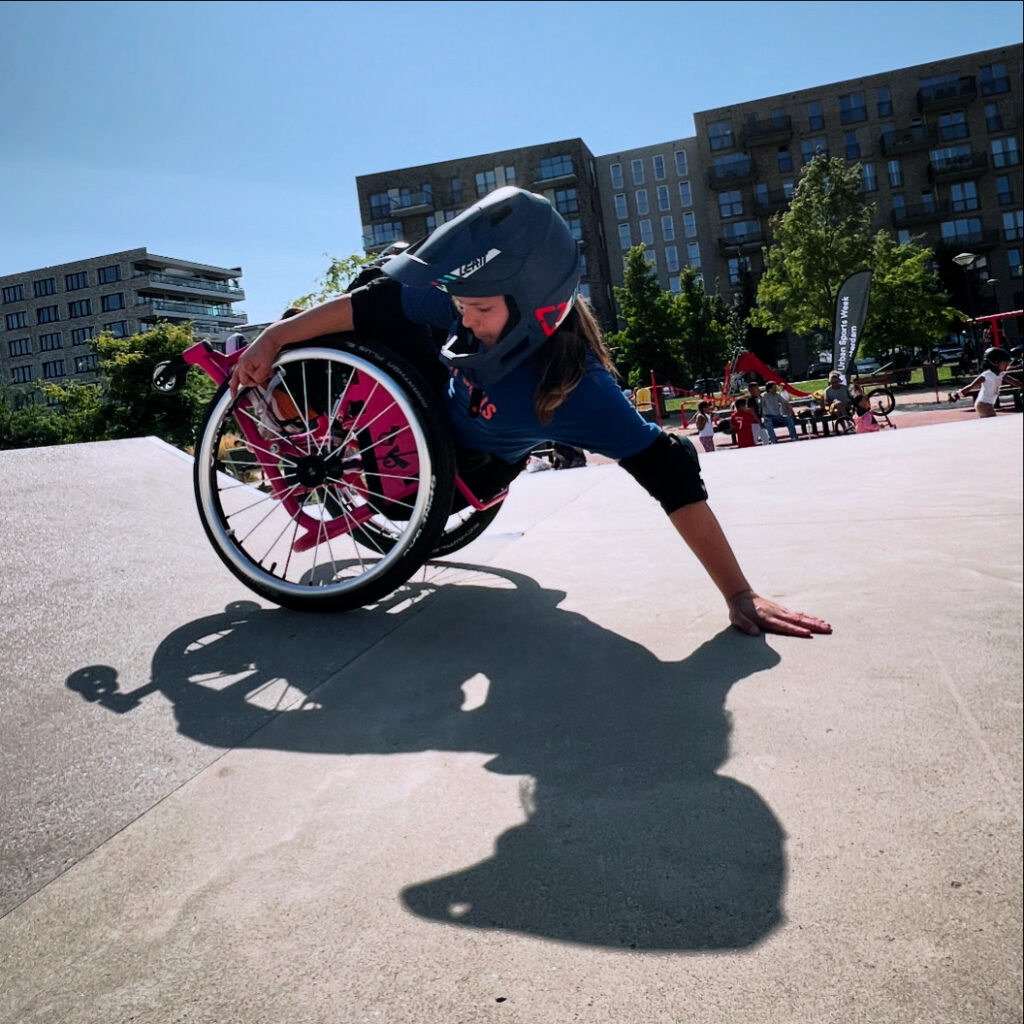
[728,590,833,638]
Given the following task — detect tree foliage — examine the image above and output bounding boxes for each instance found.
[608,249,729,388]
[292,252,376,309]
[750,154,956,357]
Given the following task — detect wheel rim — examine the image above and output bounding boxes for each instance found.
[196,348,435,602]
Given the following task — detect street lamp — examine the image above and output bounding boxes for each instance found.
[953,252,979,362]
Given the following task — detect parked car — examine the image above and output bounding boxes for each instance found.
[930,345,967,366]
[851,357,881,375]
[804,361,833,379]
[692,378,723,394]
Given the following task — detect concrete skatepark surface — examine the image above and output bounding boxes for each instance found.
[1,415,1021,1024]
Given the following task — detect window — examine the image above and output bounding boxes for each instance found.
[951,181,979,212]
[33,277,57,298]
[877,88,893,117]
[661,215,675,241]
[65,271,89,291]
[1009,248,1022,278]
[682,211,697,238]
[930,143,972,173]
[618,224,633,250]
[861,163,878,192]
[778,146,793,172]
[504,166,516,185]
[579,282,591,300]
[609,163,623,189]
[8,337,31,357]
[897,229,912,245]
[887,159,903,187]
[475,170,496,196]
[708,121,733,151]
[635,189,649,215]
[665,245,679,272]
[614,193,628,219]
[891,194,906,215]
[630,159,644,185]
[940,217,983,244]
[686,242,701,269]
[97,265,120,284]
[656,185,670,211]
[801,138,827,164]
[728,257,749,285]
[369,192,390,219]
[42,359,65,379]
[638,219,654,246]
[723,220,761,244]
[101,292,125,312]
[6,311,28,329]
[68,299,91,318]
[565,218,582,241]
[75,354,98,373]
[674,151,688,177]
[678,181,692,207]
[1003,210,1023,241]
[37,304,59,324]
[11,365,34,384]
[985,103,1003,133]
[939,111,969,142]
[996,175,1015,206]
[579,253,587,278]
[844,131,861,159]
[644,249,657,269]
[668,276,681,295]
[652,154,666,181]
[369,222,402,245]
[782,179,795,198]
[538,155,572,180]
[554,188,578,215]
[980,62,1010,96]
[449,178,462,205]
[105,321,129,337]
[992,138,1020,168]
[40,331,62,350]
[839,92,866,124]
[718,190,743,218]
[807,101,824,130]
[71,326,95,345]
[3,284,24,303]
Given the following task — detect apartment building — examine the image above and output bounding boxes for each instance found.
[692,43,1023,324]
[355,138,616,330]
[594,138,713,295]
[1,248,246,400]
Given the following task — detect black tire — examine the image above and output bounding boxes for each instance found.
[193,337,456,612]
[866,386,896,416]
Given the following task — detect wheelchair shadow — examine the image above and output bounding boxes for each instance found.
[67,565,786,952]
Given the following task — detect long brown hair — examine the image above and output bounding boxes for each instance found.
[534,299,617,424]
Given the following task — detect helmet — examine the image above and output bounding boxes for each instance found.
[383,186,580,386]
[983,346,1010,371]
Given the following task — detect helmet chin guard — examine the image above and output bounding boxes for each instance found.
[384,186,580,386]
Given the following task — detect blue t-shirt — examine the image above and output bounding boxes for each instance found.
[398,285,660,463]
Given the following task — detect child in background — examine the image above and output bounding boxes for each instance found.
[730,397,759,449]
[695,401,717,452]
[853,393,880,433]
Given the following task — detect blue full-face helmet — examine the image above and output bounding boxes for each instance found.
[383,186,580,386]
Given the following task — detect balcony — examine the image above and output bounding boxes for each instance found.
[389,190,435,216]
[718,230,765,256]
[918,76,977,111]
[880,123,937,156]
[531,161,577,186]
[134,271,245,299]
[136,297,246,323]
[707,157,757,189]
[753,188,792,214]
[741,115,792,147]
[891,200,950,228]
[942,227,1000,251]
[928,151,989,183]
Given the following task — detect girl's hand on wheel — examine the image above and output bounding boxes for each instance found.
[728,589,833,638]
[229,333,280,396]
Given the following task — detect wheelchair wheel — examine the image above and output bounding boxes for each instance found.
[193,338,455,613]
[866,387,896,416]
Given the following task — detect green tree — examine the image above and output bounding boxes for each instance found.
[673,268,730,386]
[607,247,690,388]
[750,156,875,337]
[292,252,376,309]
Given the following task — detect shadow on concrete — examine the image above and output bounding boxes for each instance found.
[67,565,786,951]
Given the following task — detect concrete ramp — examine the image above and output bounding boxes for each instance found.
[1,422,1021,1024]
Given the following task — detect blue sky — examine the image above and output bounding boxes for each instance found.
[1,0,1021,324]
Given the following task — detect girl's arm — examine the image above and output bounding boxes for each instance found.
[669,502,832,637]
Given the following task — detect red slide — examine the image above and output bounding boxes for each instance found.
[728,351,811,397]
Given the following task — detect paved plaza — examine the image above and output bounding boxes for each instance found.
[1,413,1021,1024]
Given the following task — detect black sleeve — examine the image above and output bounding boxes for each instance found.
[618,432,708,515]
[349,276,414,335]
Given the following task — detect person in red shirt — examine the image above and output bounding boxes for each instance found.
[730,397,760,449]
